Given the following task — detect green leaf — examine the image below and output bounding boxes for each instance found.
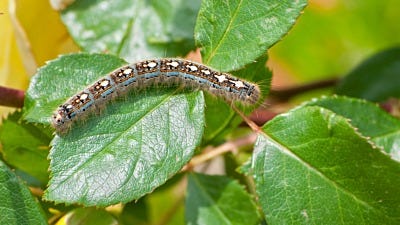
[186,173,260,225]
[61,0,200,61]
[61,208,117,225]
[120,199,150,225]
[0,111,51,184]
[251,106,400,224]
[195,0,307,71]
[23,53,204,206]
[336,47,400,102]
[305,95,400,161]
[0,160,47,225]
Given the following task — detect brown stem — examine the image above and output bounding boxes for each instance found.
[29,186,44,197]
[181,133,258,172]
[232,104,262,133]
[248,109,279,126]
[269,78,339,101]
[245,78,340,126]
[0,86,25,108]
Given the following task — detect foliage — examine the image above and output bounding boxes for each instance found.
[1,0,400,224]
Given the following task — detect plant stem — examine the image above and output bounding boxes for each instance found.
[0,86,25,108]
[182,133,257,172]
[269,77,338,101]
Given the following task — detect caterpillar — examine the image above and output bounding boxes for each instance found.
[52,58,261,134]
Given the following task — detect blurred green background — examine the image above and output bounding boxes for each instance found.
[269,0,400,84]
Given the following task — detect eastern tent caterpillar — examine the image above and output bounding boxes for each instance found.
[52,58,261,134]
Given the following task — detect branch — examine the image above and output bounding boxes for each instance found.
[269,78,339,101]
[181,133,257,172]
[0,86,25,108]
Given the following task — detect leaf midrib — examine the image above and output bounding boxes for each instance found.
[205,0,243,65]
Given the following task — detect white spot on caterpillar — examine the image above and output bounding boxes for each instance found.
[230,80,245,88]
[201,70,211,75]
[214,74,227,83]
[100,80,110,87]
[80,93,89,100]
[167,61,179,67]
[187,65,198,72]
[123,68,132,75]
[147,62,157,68]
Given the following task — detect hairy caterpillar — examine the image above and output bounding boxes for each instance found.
[52,58,261,134]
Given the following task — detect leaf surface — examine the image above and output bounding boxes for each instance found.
[305,96,400,161]
[186,173,260,225]
[336,47,400,102]
[195,0,307,71]
[251,106,400,224]
[61,0,200,61]
[0,111,51,184]
[0,161,47,225]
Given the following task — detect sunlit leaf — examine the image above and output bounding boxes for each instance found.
[251,106,400,224]
[195,0,307,71]
[305,95,400,161]
[61,0,200,61]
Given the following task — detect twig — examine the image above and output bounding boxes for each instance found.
[269,78,339,101]
[248,108,279,126]
[0,86,25,108]
[232,104,262,133]
[181,133,257,172]
[29,186,44,197]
